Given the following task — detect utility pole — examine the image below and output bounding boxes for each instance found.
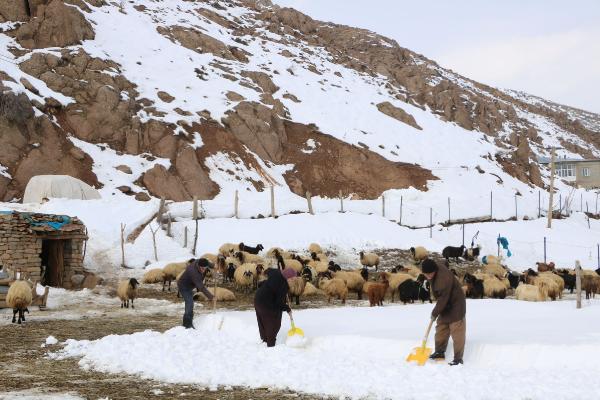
[547,147,556,229]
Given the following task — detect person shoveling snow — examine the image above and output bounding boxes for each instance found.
[177,258,214,329]
[254,268,291,347]
[421,259,466,366]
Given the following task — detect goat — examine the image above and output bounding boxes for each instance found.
[239,242,264,255]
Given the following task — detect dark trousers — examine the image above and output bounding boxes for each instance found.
[254,302,282,347]
[181,288,195,328]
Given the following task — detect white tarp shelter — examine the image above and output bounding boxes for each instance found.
[23,175,101,203]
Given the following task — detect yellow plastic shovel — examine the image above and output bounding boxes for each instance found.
[406,318,435,366]
[287,312,304,338]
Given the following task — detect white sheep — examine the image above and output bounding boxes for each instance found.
[539,272,564,297]
[233,263,258,292]
[308,260,328,273]
[359,251,380,270]
[236,251,265,265]
[7,280,33,324]
[142,268,165,284]
[117,278,140,309]
[200,253,219,265]
[278,257,303,273]
[195,287,236,302]
[410,246,428,262]
[318,277,347,304]
[303,282,319,296]
[288,276,307,305]
[162,261,189,291]
[379,271,412,302]
[332,270,365,299]
[308,243,323,254]
[219,243,240,256]
[473,273,507,298]
[482,263,507,279]
[515,283,546,301]
[266,247,291,259]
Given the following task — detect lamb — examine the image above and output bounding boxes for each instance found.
[398,275,431,304]
[463,273,484,299]
[162,261,190,291]
[362,281,376,295]
[410,246,428,263]
[239,242,264,255]
[359,251,380,270]
[287,276,307,305]
[367,276,389,306]
[195,287,236,302]
[308,243,323,254]
[515,283,546,301]
[7,280,33,324]
[442,245,466,263]
[117,278,140,309]
[333,270,365,299]
[539,272,564,297]
[267,247,291,260]
[142,268,165,284]
[218,243,240,256]
[536,261,556,272]
[318,277,348,304]
[379,271,413,302]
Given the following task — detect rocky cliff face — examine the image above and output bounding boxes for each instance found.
[0,0,597,202]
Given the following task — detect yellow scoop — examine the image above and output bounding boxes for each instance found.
[287,313,304,338]
[406,318,435,366]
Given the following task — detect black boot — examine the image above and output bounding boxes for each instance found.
[429,351,445,360]
[182,316,195,329]
[449,359,463,366]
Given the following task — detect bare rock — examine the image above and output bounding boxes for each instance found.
[241,71,279,94]
[376,102,422,130]
[283,93,300,103]
[157,25,235,60]
[226,91,245,102]
[117,185,133,194]
[16,0,95,49]
[142,164,190,202]
[116,164,132,174]
[157,91,175,103]
[175,146,219,200]
[0,1,30,22]
[135,192,151,202]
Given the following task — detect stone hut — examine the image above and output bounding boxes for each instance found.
[0,211,87,288]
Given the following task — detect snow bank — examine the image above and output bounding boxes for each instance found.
[51,300,600,400]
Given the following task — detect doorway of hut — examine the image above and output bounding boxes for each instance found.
[41,239,66,287]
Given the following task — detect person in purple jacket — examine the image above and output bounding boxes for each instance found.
[177,258,214,329]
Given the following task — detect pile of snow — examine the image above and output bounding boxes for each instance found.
[50,300,600,399]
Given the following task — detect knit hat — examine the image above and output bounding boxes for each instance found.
[196,258,214,269]
[421,259,438,274]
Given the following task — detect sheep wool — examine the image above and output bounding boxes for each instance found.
[482,263,507,279]
[117,279,139,309]
[200,253,219,265]
[319,278,348,304]
[302,282,319,296]
[197,287,236,302]
[308,260,328,273]
[142,268,165,284]
[515,283,546,302]
[266,247,291,259]
[333,270,365,294]
[308,243,323,254]
[359,251,380,267]
[219,243,240,256]
[539,272,565,297]
[379,272,412,302]
[163,262,188,280]
[282,258,303,273]
[233,263,258,290]
[530,275,561,301]
[7,280,33,310]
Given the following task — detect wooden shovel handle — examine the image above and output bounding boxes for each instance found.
[423,318,435,344]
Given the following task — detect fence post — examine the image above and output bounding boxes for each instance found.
[234,190,239,219]
[184,226,188,248]
[490,191,493,220]
[597,244,599,269]
[399,196,403,225]
[120,223,126,268]
[497,234,500,257]
[382,195,386,218]
[581,192,583,212]
[514,194,518,220]
[192,196,198,256]
[339,190,344,212]
[559,193,562,216]
[306,191,314,215]
[448,197,451,223]
[166,214,172,237]
[596,192,599,215]
[157,197,165,223]
[576,260,582,309]
[543,237,547,264]
[462,224,465,246]
[538,191,541,218]
[429,208,433,239]
[270,186,276,217]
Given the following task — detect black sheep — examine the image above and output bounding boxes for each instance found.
[556,270,576,294]
[442,245,466,262]
[360,266,369,282]
[239,242,264,255]
[464,273,484,299]
[327,261,341,272]
[226,263,236,283]
[506,271,521,289]
[398,275,431,304]
[301,265,313,282]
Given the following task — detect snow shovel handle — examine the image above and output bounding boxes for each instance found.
[422,317,435,346]
[289,312,296,329]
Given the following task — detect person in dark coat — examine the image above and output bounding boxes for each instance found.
[177,258,214,329]
[254,268,291,347]
[422,258,466,365]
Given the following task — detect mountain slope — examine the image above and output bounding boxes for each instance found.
[0,0,598,206]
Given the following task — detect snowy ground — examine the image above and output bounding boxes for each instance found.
[50,299,600,400]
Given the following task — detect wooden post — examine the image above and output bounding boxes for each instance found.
[306,191,314,215]
[184,226,188,248]
[462,224,465,246]
[83,227,88,263]
[575,260,582,309]
[538,191,541,218]
[490,191,493,220]
[429,207,433,239]
[543,237,547,264]
[596,192,599,215]
[234,190,239,219]
[150,224,158,261]
[157,197,165,223]
[497,234,500,257]
[580,192,583,213]
[547,147,556,228]
[382,195,386,218]
[192,196,198,256]
[447,197,451,223]
[339,190,344,212]
[559,194,562,216]
[514,194,518,220]
[270,185,276,217]
[120,223,126,268]
[586,201,589,214]
[597,244,599,269]
[166,214,172,237]
[399,196,403,225]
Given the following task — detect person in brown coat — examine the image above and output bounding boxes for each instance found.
[422,258,466,365]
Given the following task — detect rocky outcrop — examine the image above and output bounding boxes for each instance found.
[241,71,279,94]
[16,0,95,49]
[174,146,219,199]
[157,26,238,61]
[376,102,421,130]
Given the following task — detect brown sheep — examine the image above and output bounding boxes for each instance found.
[368,276,389,307]
[536,262,556,272]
